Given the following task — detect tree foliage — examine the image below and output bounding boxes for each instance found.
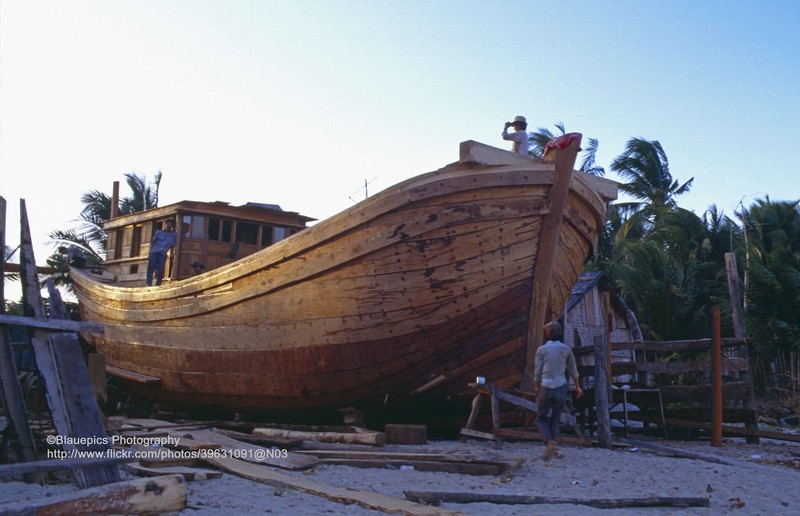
[738,198,800,362]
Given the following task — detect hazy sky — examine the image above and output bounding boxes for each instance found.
[2,1,799,273]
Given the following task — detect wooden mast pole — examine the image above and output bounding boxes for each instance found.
[520,135,581,391]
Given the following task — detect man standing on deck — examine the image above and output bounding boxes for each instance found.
[533,321,583,460]
[502,115,530,155]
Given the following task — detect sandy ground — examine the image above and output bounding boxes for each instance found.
[2,434,798,515]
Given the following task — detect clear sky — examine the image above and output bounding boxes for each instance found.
[2,1,799,273]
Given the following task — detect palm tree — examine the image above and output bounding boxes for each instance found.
[612,208,723,340]
[738,198,800,368]
[611,138,693,217]
[47,171,162,290]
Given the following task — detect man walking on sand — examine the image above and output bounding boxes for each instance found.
[533,321,583,460]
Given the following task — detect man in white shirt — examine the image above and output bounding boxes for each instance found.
[502,115,530,155]
[533,321,583,460]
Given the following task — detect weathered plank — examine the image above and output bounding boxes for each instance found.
[252,427,386,446]
[315,458,507,476]
[404,491,709,508]
[204,456,460,515]
[0,474,186,515]
[0,314,104,334]
[0,455,132,479]
[0,325,39,467]
[185,429,319,470]
[125,462,222,481]
[212,428,303,448]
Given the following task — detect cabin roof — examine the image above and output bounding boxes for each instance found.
[103,199,316,230]
[566,271,633,318]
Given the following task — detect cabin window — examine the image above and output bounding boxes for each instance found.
[112,230,122,260]
[236,222,258,245]
[191,216,205,239]
[274,227,287,242]
[208,217,232,241]
[208,218,221,240]
[182,215,206,239]
[261,226,273,248]
[181,215,192,238]
[221,220,233,242]
[131,225,142,257]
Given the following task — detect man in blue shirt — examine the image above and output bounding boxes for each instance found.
[146,219,177,286]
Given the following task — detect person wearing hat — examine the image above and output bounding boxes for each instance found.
[533,320,583,461]
[502,115,530,156]
[146,219,177,286]
[190,261,205,275]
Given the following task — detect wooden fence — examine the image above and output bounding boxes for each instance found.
[573,335,759,440]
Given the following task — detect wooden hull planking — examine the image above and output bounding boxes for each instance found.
[73,140,616,412]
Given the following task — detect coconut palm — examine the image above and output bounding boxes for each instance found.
[47,171,163,292]
[611,138,693,217]
[739,198,800,365]
[612,207,724,340]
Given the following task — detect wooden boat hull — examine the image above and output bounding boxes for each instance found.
[73,140,616,414]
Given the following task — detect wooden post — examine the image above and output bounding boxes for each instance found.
[521,135,581,391]
[725,252,759,443]
[603,291,613,399]
[18,200,120,487]
[110,181,120,219]
[0,199,41,472]
[711,306,723,447]
[593,335,612,448]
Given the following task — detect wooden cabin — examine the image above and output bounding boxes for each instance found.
[102,200,315,287]
[563,272,643,381]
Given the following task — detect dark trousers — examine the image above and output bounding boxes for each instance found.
[146,252,167,286]
[537,384,569,443]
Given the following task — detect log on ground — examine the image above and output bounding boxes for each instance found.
[404,491,710,508]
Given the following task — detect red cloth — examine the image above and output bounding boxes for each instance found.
[543,132,582,159]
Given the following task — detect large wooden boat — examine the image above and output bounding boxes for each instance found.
[72,137,617,416]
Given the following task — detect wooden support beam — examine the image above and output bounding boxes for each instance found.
[0,474,186,515]
[594,334,612,448]
[521,134,581,391]
[0,313,104,333]
[725,252,759,443]
[106,364,161,384]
